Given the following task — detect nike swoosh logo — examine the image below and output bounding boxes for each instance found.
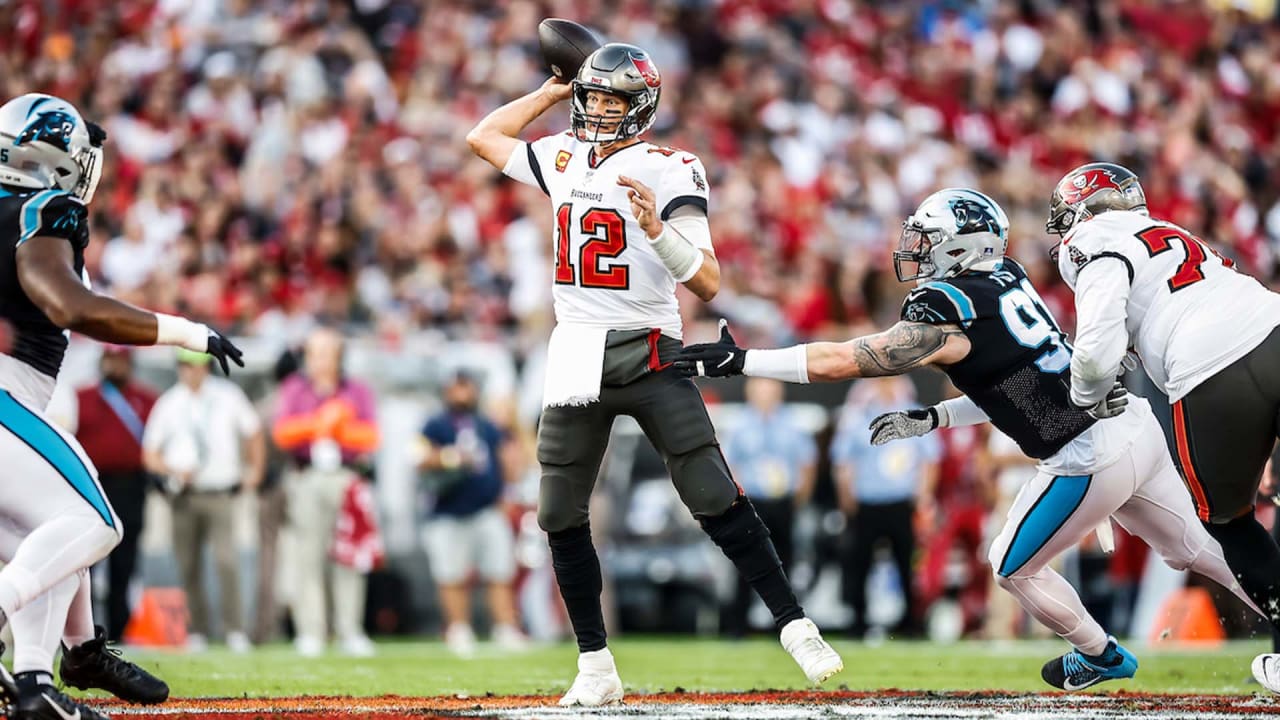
[42,693,80,720]
[716,352,735,369]
[1062,676,1095,692]
[681,157,695,164]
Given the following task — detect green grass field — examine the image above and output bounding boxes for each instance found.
[112,637,1268,699]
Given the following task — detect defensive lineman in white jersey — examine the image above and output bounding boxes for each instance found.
[466,42,841,706]
[1048,162,1280,691]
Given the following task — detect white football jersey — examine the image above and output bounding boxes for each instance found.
[503,131,712,339]
[1058,210,1280,401]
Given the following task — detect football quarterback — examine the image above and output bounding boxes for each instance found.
[467,43,842,705]
[1047,162,1280,692]
[677,188,1265,692]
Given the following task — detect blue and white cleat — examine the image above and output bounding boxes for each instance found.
[1041,636,1138,692]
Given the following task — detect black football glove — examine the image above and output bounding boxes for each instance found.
[673,319,746,378]
[205,329,245,376]
[868,407,940,446]
[1073,380,1128,420]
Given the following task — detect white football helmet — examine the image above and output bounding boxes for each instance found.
[894,188,1010,283]
[0,93,104,204]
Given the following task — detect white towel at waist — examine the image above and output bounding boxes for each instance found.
[542,324,609,408]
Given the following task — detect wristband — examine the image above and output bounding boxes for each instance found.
[742,345,810,384]
[155,313,209,352]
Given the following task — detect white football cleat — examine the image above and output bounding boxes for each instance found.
[1252,653,1280,693]
[559,647,624,707]
[781,618,844,685]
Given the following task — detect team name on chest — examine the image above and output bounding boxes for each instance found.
[570,188,604,202]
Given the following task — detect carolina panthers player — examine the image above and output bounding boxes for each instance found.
[1046,162,1280,691]
[677,188,1263,691]
[467,44,841,705]
[0,93,241,720]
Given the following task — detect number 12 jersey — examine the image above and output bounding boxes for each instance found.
[504,132,712,340]
[1057,210,1280,402]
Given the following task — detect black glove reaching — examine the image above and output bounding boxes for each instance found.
[206,329,245,376]
[673,319,746,378]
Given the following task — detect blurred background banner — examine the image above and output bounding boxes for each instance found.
[24,0,1280,653]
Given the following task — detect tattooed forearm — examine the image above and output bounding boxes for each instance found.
[850,322,964,377]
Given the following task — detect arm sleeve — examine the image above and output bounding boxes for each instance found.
[935,395,990,427]
[666,205,713,253]
[656,152,710,221]
[15,191,88,248]
[1070,257,1133,406]
[501,134,563,196]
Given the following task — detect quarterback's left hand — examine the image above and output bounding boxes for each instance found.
[618,175,663,239]
[868,408,939,446]
[673,319,745,378]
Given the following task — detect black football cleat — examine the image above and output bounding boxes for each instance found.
[15,686,110,720]
[15,674,110,720]
[59,626,169,705]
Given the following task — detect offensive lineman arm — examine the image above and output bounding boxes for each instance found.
[17,237,243,374]
[465,77,573,171]
[1069,257,1132,407]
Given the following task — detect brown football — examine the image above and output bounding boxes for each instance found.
[538,18,605,81]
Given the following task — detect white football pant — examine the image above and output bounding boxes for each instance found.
[0,389,121,672]
[988,408,1260,655]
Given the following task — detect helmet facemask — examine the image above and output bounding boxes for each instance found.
[894,224,941,283]
[571,86,633,144]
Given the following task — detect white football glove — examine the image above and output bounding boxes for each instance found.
[869,407,940,446]
[1075,380,1129,420]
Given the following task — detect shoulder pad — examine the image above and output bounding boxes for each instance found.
[17,190,86,246]
[901,282,976,326]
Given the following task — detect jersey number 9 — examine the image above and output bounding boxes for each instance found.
[999,279,1071,373]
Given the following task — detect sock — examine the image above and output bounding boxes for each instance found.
[699,497,804,630]
[547,524,606,653]
[61,570,95,649]
[12,573,78,674]
[1083,640,1121,667]
[14,671,54,692]
[1205,515,1280,628]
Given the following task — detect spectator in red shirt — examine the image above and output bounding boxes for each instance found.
[72,346,157,642]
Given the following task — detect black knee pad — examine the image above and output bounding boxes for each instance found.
[669,444,739,519]
[537,465,591,534]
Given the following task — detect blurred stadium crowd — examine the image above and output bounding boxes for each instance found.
[13,0,1280,649]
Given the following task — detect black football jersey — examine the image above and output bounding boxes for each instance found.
[900,260,1096,459]
[0,187,89,378]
